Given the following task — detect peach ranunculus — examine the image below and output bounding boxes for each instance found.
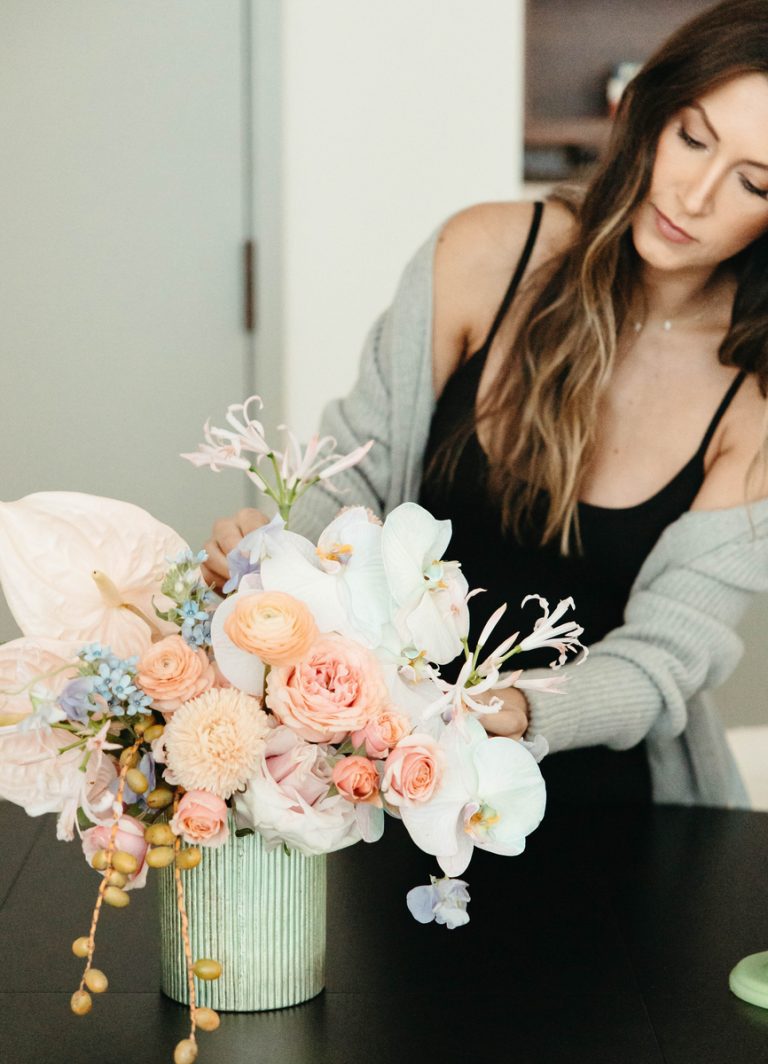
[170,789,230,848]
[82,814,149,890]
[223,590,318,667]
[350,708,411,759]
[381,734,444,807]
[266,634,390,743]
[331,756,382,805]
[135,634,215,714]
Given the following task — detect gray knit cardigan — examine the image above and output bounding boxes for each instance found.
[291,220,768,808]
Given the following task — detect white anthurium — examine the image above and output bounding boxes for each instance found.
[0,637,83,729]
[0,492,188,657]
[259,509,389,645]
[381,502,470,664]
[400,717,546,877]
[209,581,266,695]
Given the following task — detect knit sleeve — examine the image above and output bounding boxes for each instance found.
[288,309,392,542]
[522,530,768,753]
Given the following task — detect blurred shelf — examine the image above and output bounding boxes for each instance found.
[525,115,612,150]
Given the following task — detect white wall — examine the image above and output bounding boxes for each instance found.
[280,0,525,432]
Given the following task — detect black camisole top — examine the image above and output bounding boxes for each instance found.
[419,201,747,807]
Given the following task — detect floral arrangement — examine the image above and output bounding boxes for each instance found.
[0,397,584,1064]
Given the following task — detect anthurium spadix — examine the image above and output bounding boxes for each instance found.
[381,503,470,665]
[0,492,188,657]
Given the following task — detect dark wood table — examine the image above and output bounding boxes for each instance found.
[3,799,768,1063]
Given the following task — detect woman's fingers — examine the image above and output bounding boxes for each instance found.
[200,508,270,592]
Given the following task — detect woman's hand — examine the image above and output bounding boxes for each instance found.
[478,686,530,741]
[200,508,269,592]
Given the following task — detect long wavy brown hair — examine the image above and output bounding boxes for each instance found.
[440,0,768,555]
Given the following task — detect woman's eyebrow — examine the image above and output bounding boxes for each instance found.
[691,101,768,171]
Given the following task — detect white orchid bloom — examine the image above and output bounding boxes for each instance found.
[0,492,187,657]
[381,503,470,665]
[259,509,389,645]
[400,717,546,877]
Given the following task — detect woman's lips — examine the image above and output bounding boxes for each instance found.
[653,205,695,244]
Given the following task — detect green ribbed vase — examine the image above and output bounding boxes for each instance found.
[158,820,326,1011]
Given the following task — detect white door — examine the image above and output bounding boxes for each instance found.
[0,1,262,641]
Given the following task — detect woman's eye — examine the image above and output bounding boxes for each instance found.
[677,125,705,150]
[739,175,768,200]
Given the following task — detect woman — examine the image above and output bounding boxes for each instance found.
[203,0,768,808]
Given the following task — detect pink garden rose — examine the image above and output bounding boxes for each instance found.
[234,725,360,856]
[266,634,389,743]
[82,814,149,890]
[381,734,444,807]
[332,756,381,805]
[350,708,411,759]
[170,789,230,848]
[136,634,215,714]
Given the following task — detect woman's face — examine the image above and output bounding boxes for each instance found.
[631,73,768,272]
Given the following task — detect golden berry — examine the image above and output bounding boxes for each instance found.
[125,768,149,794]
[119,747,139,768]
[173,1039,198,1064]
[71,937,90,958]
[176,847,202,870]
[84,968,108,994]
[106,870,127,888]
[193,958,222,981]
[103,885,130,908]
[146,787,174,809]
[144,724,165,743]
[195,1007,220,1032]
[144,822,175,846]
[146,845,175,868]
[91,849,109,871]
[112,850,139,875]
[70,990,92,1016]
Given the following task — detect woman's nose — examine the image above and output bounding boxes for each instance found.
[678,165,719,216]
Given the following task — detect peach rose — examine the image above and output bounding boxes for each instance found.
[136,634,215,713]
[224,591,318,666]
[82,814,149,891]
[381,735,443,807]
[332,756,381,805]
[170,789,229,848]
[266,634,389,743]
[351,708,411,759]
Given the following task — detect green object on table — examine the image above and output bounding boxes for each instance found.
[729,951,768,1008]
[158,817,326,1011]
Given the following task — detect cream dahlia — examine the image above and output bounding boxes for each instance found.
[163,688,271,799]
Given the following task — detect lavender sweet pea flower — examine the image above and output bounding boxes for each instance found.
[222,547,260,595]
[57,676,98,724]
[406,875,471,929]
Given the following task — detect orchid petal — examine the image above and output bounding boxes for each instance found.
[381,502,453,608]
[209,591,266,694]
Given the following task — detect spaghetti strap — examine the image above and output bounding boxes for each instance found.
[477,200,544,356]
[698,369,748,456]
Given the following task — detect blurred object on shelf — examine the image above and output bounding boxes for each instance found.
[606,61,642,117]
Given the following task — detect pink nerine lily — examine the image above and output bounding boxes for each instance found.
[518,595,587,666]
[0,492,187,657]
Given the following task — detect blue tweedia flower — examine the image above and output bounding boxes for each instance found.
[57,676,98,724]
[180,599,208,623]
[181,616,212,649]
[80,642,111,663]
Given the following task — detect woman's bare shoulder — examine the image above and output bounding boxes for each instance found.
[431,199,575,397]
[693,372,768,510]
